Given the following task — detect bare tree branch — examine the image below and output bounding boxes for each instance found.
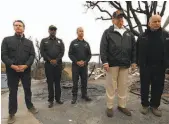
[127,1,143,33]
[135,1,146,14]
[86,1,112,18]
[143,1,150,26]
[163,15,169,28]
[160,1,167,16]
[149,1,157,15]
[154,1,158,14]
[133,9,146,14]
[85,1,167,36]
[138,1,141,8]
[133,25,147,29]
[96,17,112,20]
[125,2,140,36]
[150,1,154,15]
[34,39,42,69]
[125,24,147,29]
[109,1,121,10]
[114,1,120,6]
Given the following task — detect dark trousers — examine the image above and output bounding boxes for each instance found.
[140,65,165,108]
[45,62,62,102]
[6,68,33,115]
[72,64,88,97]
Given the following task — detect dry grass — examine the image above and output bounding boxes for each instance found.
[1,63,6,73]
[64,67,72,78]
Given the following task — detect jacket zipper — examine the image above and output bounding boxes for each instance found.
[115,31,125,60]
[115,31,128,63]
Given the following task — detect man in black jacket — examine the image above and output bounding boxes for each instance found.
[40,25,65,108]
[100,10,137,117]
[137,15,169,117]
[1,20,38,124]
[68,27,92,104]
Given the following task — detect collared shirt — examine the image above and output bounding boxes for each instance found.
[48,36,57,40]
[47,36,61,44]
[114,25,126,36]
[40,36,64,63]
[68,39,91,63]
[77,38,84,42]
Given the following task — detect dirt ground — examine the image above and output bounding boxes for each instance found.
[1,73,169,124]
[30,77,169,124]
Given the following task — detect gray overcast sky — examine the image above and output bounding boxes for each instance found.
[0,0,169,62]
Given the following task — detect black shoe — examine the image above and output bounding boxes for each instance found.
[48,102,53,108]
[71,96,77,104]
[82,96,92,101]
[56,100,64,104]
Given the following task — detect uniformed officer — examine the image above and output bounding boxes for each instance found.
[40,25,65,108]
[1,20,38,124]
[68,27,92,104]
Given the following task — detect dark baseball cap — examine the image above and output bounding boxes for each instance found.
[112,10,124,18]
[49,25,57,30]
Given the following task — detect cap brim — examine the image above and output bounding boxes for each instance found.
[117,14,124,18]
[49,27,57,30]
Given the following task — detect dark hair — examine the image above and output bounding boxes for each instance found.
[13,20,25,27]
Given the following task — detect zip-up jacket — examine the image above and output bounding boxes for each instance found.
[68,39,91,64]
[100,25,136,67]
[136,28,169,68]
[40,37,65,64]
[1,34,35,68]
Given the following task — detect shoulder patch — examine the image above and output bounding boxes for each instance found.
[166,37,169,40]
[74,43,78,46]
[58,40,61,44]
[126,33,130,36]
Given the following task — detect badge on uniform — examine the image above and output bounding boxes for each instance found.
[58,40,61,44]
[74,44,78,46]
[44,41,48,44]
[126,33,130,36]
[166,37,169,40]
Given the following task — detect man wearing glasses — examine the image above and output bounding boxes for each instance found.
[1,20,38,124]
[40,25,65,108]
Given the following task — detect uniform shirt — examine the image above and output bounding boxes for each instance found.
[40,36,65,64]
[68,39,91,64]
